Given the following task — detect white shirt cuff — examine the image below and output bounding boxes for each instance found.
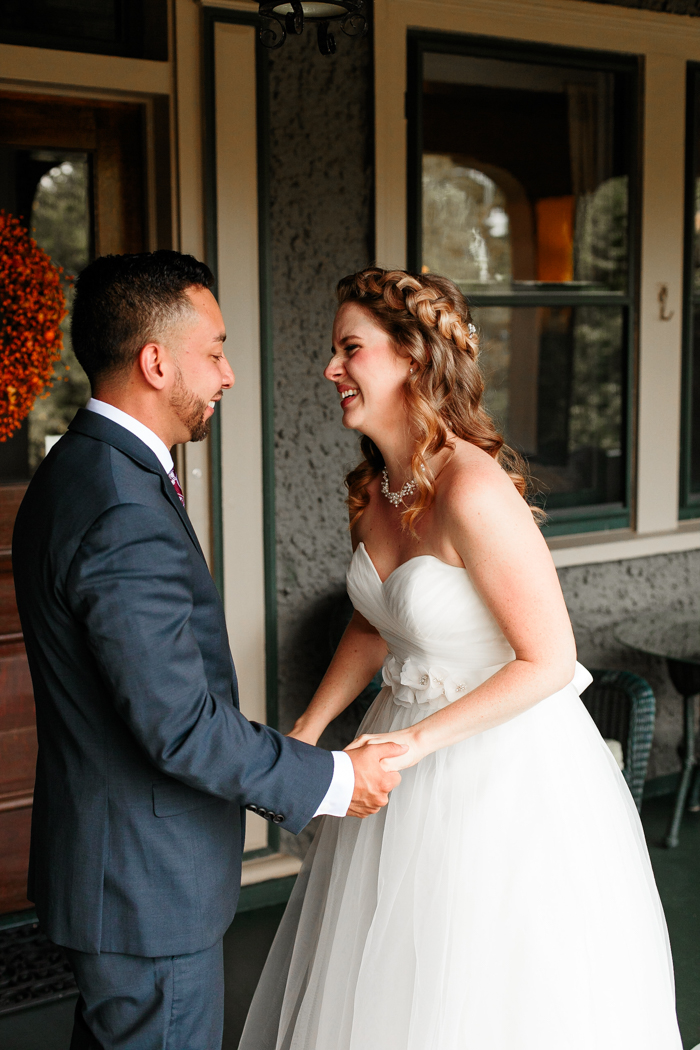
[312,750,355,817]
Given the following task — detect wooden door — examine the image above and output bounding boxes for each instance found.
[0,93,146,913]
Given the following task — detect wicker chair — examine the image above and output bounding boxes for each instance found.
[581,670,656,813]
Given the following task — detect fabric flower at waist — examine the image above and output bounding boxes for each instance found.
[381,654,469,708]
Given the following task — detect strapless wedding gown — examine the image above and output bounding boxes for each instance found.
[240,543,681,1050]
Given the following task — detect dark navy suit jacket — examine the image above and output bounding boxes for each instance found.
[12,409,333,957]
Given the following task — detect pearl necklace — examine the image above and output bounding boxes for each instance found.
[381,467,417,507]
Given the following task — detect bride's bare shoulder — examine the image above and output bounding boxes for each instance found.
[438,439,533,528]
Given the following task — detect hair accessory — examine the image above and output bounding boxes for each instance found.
[467,323,477,336]
[381,468,417,508]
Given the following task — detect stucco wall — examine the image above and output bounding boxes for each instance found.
[559,550,700,779]
[268,28,373,757]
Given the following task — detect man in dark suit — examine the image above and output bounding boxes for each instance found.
[13,251,404,1050]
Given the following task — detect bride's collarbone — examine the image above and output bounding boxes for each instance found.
[357,490,465,575]
[357,526,464,580]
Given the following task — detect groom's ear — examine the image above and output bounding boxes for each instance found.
[138,341,172,392]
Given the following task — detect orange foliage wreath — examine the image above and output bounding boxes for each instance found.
[0,211,67,442]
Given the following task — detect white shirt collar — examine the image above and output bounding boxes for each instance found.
[85,398,174,473]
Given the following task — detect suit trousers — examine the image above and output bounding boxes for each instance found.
[65,939,224,1050]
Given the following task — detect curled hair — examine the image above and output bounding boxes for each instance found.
[338,267,540,532]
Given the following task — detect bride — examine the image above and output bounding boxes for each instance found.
[239,268,681,1049]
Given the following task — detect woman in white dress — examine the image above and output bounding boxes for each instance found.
[239,268,682,1050]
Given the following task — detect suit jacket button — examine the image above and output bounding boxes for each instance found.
[273,814,284,824]
[246,804,259,813]
[257,807,269,819]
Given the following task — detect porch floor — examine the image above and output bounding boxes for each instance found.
[0,793,697,1050]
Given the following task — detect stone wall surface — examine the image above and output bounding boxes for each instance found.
[268,28,373,758]
[558,549,700,779]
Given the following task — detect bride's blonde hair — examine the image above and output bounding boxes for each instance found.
[338,267,538,532]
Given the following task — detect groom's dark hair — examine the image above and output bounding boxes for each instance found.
[71,250,214,387]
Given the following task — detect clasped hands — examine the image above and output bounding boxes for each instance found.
[344,726,424,816]
[289,722,424,819]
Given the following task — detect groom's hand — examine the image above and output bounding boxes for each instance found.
[345,741,407,817]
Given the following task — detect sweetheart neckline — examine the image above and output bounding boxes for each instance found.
[356,541,468,587]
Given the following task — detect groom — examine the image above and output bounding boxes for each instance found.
[12,251,404,1050]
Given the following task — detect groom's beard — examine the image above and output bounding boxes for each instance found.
[170,370,218,443]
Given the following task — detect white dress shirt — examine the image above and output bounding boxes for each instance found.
[84,398,355,817]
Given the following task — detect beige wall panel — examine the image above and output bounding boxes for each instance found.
[173,0,213,560]
[214,22,268,852]
[637,55,686,533]
[0,43,170,95]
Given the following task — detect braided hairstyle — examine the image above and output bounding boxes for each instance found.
[338,267,536,533]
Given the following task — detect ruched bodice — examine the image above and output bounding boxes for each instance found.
[348,542,514,668]
[347,541,590,709]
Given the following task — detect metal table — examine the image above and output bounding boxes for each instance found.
[614,615,700,848]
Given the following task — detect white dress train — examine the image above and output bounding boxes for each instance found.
[239,543,682,1050]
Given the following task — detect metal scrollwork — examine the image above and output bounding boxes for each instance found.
[317,20,337,56]
[285,0,304,36]
[257,2,366,54]
[259,16,286,50]
[341,12,367,37]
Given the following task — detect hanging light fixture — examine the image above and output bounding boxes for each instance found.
[258,1,367,56]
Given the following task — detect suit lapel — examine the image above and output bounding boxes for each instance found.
[69,410,206,560]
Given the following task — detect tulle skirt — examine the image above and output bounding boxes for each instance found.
[239,683,682,1050]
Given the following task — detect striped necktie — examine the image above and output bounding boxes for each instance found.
[168,468,185,507]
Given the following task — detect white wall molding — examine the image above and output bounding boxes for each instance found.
[549,525,700,568]
[241,852,302,887]
[0,43,171,96]
[214,20,269,852]
[197,0,258,10]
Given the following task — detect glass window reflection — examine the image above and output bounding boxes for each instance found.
[475,305,625,512]
[0,148,91,482]
[421,52,631,295]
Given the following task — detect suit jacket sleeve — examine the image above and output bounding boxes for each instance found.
[65,502,334,834]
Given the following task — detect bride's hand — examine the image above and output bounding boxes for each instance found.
[345,728,425,771]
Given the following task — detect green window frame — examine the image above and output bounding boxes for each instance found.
[406,30,641,537]
[681,62,700,521]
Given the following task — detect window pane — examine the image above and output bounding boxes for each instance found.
[0,148,91,483]
[474,305,625,511]
[421,52,632,295]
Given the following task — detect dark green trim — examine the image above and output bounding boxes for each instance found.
[680,64,700,516]
[407,28,641,74]
[406,34,424,274]
[256,42,279,739]
[0,908,37,932]
[202,6,279,857]
[543,511,629,538]
[237,874,297,913]
[406,28,641,537]
[209,411,224,596]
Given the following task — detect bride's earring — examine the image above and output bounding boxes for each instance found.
[409,365,414,374]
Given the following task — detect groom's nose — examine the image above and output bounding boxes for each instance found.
[220,353,235,388]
